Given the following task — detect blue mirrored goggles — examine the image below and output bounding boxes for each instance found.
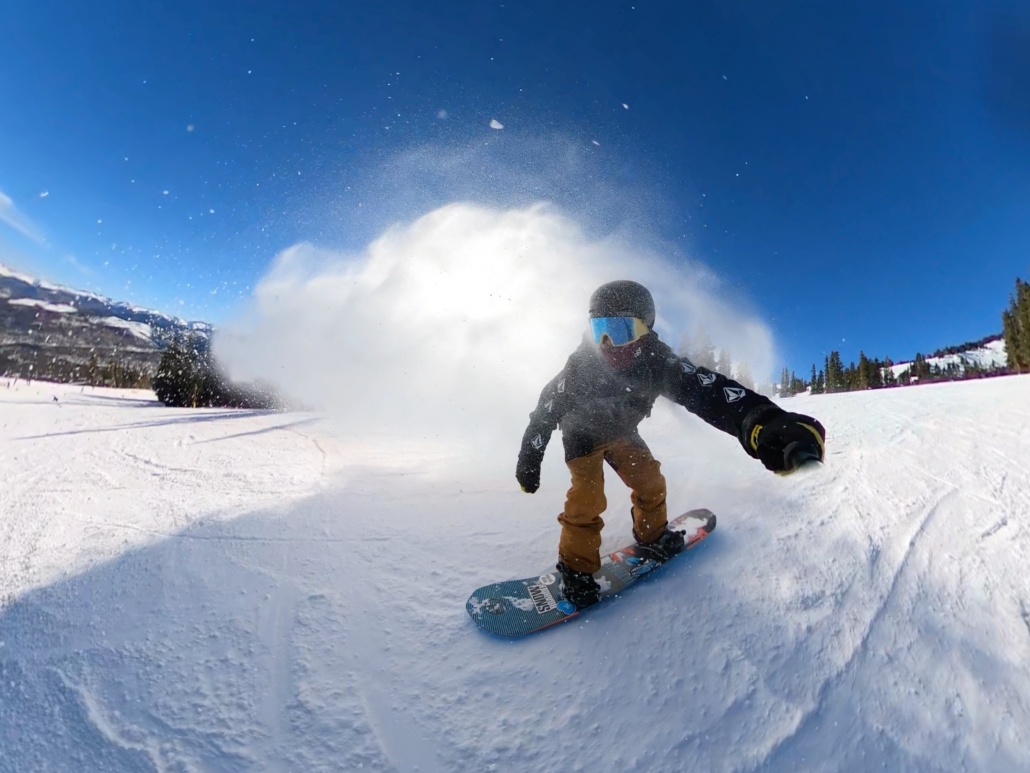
[589,316,650,347]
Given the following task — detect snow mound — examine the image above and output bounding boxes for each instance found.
[2,376,1029,772]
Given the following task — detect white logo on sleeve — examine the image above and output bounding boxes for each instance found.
[531,433,544,449]
[680,360,697,374]
[723,386,746,402]
[697,373,717,386]
[557,378,566,393]
[544,400,554,412]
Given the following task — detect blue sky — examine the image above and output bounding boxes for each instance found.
[2,0,1029,372]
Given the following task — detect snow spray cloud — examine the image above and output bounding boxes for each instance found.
[217,202,776,477]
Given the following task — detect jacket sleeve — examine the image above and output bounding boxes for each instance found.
[660,354,781,457]
[518,366,572,464]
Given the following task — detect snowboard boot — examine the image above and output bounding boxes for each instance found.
[556,561,601,609]
[632,525,686,563]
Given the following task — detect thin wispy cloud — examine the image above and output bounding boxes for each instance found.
[0,188,46,243]
[65,253,94,277]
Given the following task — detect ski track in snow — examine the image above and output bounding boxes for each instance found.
[1,377,1030,771]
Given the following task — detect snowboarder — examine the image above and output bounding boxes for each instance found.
[516,280,825,608]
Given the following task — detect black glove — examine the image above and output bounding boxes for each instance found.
[750,411,826,474]
[516,453,542,493]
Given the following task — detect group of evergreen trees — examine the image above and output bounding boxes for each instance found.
[83,353,151,389]
[678,325,756,390]
[1,351,152,388]
[778,368,809,397]
[779,273,1028,397]
[152,335,281,409]
[802,352,899,395]
[1002,277,1030,372]
[782,348,1005,398]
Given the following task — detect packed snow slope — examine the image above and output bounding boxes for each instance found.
[2,376,1029,773]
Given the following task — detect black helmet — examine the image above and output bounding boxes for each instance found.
[588,280,655,329]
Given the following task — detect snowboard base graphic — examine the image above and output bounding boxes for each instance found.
[466,509,716,637]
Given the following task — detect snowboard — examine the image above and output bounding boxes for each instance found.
[466,508,716,637]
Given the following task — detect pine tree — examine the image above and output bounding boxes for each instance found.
[1002,308,1019,372]
[735,360,755,390]
[1002,277,1030,372]
[86,352,100,386]
[715,347,733,378]
[869,357,885,389]
[153,334,280,409]
[788,370,805,396]
[834,355,842,391]
[690,325,717,370]
[857,352,871,390]
[882,357,897,387]
[153,336,204,407]
[909,353,931,382]
[809,364,819,394]
[1020,278,1030,368]
[780,367,790,397]
[826,351,845,393]
[677,330,693,359]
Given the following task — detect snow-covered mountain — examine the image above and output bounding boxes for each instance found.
[890,335,1007,377]
[0,262,211,381]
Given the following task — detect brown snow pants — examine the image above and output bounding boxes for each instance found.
[557,438,668,574]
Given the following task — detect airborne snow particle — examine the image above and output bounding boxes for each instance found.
[489,119,504,130]
[592,140,601,146]
[209,209,215,214]
[39,191,49,198]
[186,124,195,132]
[437,109,448,119]
[622,103,629,109]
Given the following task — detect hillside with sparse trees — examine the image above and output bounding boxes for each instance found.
[777,273,1026,397]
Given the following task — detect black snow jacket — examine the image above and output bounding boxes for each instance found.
[518,333,780,464]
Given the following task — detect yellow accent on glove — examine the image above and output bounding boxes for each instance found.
[774,422,826,476]
[799,422,826,454]
[750,424,763,453]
